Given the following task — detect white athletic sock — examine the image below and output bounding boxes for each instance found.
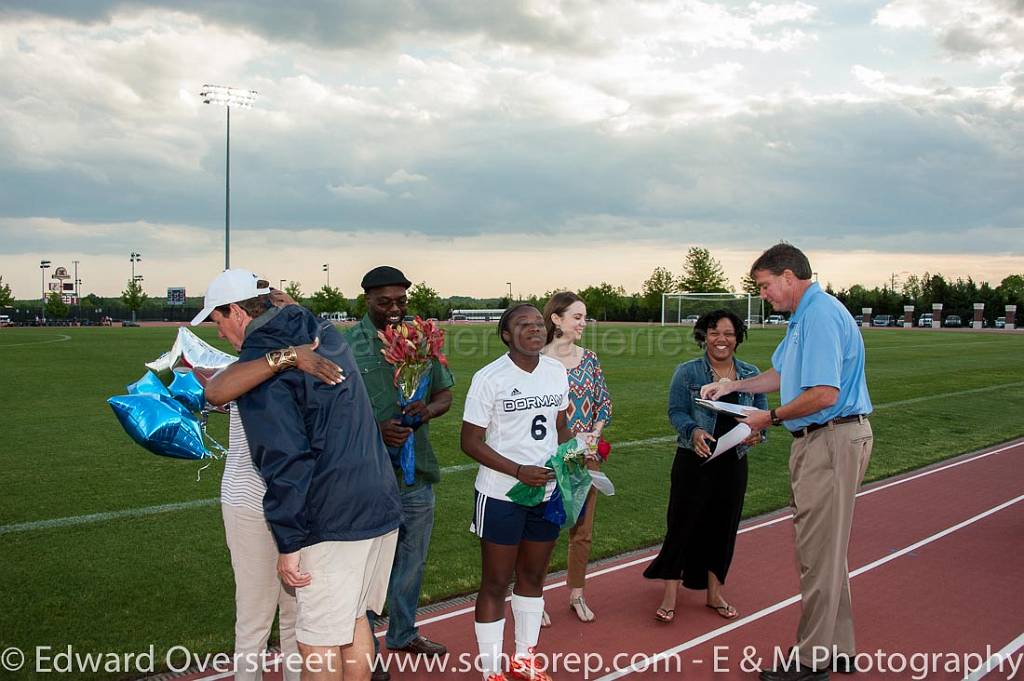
[510,593,544,659]
[475,618,505,680]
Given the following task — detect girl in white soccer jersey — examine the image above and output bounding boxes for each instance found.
[461,304,574,681]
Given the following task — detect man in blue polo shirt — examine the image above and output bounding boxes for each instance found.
[703,243,873,681]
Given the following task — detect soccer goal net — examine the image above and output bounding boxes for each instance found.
[660,292,762,327]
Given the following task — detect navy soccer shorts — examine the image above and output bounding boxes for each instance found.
[471,491,560,545]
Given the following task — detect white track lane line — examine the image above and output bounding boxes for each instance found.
[182,447,1023,680]
[592,493,1024,681]
[371,439,1022,637]
[963,632,1024,680]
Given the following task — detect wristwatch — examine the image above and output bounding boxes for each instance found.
[266,346,298,373]
[770,408,782,427]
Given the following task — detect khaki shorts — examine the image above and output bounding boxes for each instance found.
[294,529,398,647]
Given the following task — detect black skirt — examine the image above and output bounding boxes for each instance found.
[642,444,748,589]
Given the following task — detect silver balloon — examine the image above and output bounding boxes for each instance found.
[146,327,236,372]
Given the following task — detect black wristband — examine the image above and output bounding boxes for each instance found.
[770,408,781,426]
[515,464,522,480]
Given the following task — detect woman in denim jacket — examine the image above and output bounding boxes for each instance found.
[643,309,767,623]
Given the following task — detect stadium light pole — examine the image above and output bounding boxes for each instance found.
[134,275,145,322]
[323,263,330,288]
[129,252,142,322]
[506,281,512,303]
[200,84,258,270]
[73,259,80,320]
[40,260,51,323]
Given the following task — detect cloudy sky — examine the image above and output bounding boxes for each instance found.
[1,0,1022,300]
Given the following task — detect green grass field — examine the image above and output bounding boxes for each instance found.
[1,323,1023,679]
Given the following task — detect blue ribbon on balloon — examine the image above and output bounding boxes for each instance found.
[387,373,432,486]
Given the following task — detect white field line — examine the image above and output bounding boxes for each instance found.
[873,381,1024,410]
[866,340,1012,351]
[0,499,220,535]
[4,382,1022,535]
[0,436,672,535]
[0,333,72,348]
[963,632,1024,681]
[592,493,1024,681]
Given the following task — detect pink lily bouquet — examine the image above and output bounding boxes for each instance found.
[378,316,448,398]
[377,317,448,483]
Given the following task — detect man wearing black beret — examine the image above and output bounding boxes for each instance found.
[346,266,454,680]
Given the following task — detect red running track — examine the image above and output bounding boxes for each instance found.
[180,439,1024,681]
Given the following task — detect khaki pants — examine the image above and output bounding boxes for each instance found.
[567,485,598,588]
[788,419,873,667]
[222,503,300,681]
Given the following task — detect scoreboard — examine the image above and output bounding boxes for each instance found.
[167,287,186,305]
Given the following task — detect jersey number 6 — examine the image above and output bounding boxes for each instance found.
[530,415,547,441]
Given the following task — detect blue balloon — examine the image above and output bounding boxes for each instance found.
[169,370,206,413]
[127,371,170,397]
[108,393,210,460]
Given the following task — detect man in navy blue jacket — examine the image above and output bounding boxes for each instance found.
[195,268,402,681]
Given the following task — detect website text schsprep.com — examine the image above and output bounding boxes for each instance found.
[375,650,687,678]
[373,644,1024,680]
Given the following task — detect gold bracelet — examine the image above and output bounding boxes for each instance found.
[265,346,298,373]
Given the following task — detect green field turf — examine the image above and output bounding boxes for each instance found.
[1,323,1023,679]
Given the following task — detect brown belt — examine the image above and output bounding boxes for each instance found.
[790,414,868,439]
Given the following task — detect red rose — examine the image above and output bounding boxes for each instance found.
[597,438,611,461]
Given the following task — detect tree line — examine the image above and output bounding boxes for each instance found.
[2,248,1021,324]
[262,249,1024,324]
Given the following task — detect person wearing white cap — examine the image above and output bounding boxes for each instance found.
[196,268,403,681]
[191,268,271,327]
[193,269,342,680]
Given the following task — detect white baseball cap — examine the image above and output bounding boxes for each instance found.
[191,269,271,326]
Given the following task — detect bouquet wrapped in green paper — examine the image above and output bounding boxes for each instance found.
[506,436,595,528]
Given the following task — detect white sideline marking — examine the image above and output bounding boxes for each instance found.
[873,381,1024,409]
[5,381,1021,535]
[0,333,72,348]
[0,436,675,534]
[0,499,219,535]
[867,340,1008,351]
[592,493,1024,680]
[963,632,1024,680]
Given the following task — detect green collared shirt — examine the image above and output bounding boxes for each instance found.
[345,315,455,489]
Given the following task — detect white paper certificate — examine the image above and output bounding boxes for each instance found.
[695,398,759,417]
[705,423,752,461]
